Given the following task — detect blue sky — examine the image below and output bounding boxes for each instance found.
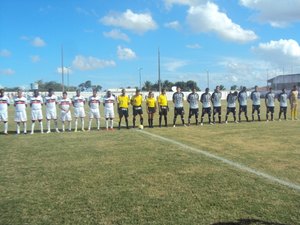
[1,0,300,90]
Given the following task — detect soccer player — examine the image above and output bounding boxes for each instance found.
[59,91,72,132]
[117,89,130,129]
[157,89,168,127]
[289,85,298,120]
[200,88,212,126]
[131,89,143,128]
[146,91,156,128]
[30,90,44,134]
[225,89,238,124]
[172,86,185,127]
[44,88,59,133]
[0,89,10,134]
[278,88,288,121]
[265,87,275,121]
[187,87,199,125]
[88,89,101,131]
[14,89,28,134]
[104,91,115,130]
[250,85,261,121]
[211,86,222,124]
[238,86,249,122]
[72,90,86,132]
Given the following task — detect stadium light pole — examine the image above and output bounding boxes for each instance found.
[67,66,70,91]
[206,70,210,89]
[158,48,161,92]
[139,68,143,90]
[61,45,65,92]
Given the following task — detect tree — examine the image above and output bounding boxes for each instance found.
[186,80,200,91]
[142,81,153,91]
[220,85,226,90]
[230,85,238,90]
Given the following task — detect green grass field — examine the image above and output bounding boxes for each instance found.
[0,101,299,225]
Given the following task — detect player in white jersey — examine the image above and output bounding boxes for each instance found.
[211,86,222,124]
[250,85,261,121]
[59,91,72,132]
[14,89,28,134]
[172,86,186,127]
[44,88,59,133]
[278,88,288,121]
[238,86,249,122]
[30,90,44,134]
[88,89,101,131]
[225,89,238,124]
[200,88,212,125]
[265,87,275,121]
[72,90,86,132]
[187,87,199,125]
[0,89,10,134]
[103,91,115,130]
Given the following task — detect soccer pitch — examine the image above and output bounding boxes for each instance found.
[0,102,299,225]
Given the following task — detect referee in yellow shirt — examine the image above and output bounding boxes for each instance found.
[146,91,157,128]
[290,85,299,120]
[117,89,130,129]
[131,89,143,128]
[157,89,168,127]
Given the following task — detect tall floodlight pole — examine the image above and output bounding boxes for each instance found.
[158,48,161,92]
[67,67,70,91]
[139,68,143,90]
[267,69,269,88]
[61,45,65,92]
[206,70,210,89]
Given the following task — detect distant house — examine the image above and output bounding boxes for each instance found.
[268,74,300,91]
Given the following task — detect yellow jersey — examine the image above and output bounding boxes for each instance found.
[131,94,142,106]
[146,97,156,108]
[158,94,168,107]
[290,90,298,103]
[118,95,130,108]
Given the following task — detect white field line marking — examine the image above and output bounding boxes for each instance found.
[137,129,300,192]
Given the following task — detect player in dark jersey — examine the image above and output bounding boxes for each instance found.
[238,86,249,122]
[172,86,185,127]
[200,88,212,125]
[211,86,222,124]
[187,87,199,125]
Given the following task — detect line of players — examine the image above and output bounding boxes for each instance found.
[0,85,298,134]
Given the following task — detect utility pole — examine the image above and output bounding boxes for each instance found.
[206,70,210,89]
[158,48,161,92]
[139,68,143,90]
[61,45,64,92]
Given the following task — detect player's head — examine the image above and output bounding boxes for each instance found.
[48,88,54,96]
[191,87,196,93]
[17,89,23,97]
[148,91,152,97]
[254,85,258,92]
[205,88,209,93]
[107,90,112,97]
[234,91,238,96]
[176,86,181,92]
[215,86,220,92]
[63,91,67,99]
[0,89,4,97]
[136,89,140,95]
[121,88,125,95]
[242,86,246,92]
[33,89,39,97]
[282,88,286,93]
[292,85,297,91]
[269,87,273,92]
[92,89,97,96]
[76,89,81,96]
[162,88,166,94]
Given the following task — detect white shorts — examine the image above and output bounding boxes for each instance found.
[46,109,57,120]
[105,108,114,119]
[0,111,8,122]
[89,108,100,119]
[61,111,72,122]
[31,109,43,121]
[74,107,85,118]
[15,110,27,122]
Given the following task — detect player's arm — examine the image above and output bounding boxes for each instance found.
[200,94,204,103]
[265,93,268,106]
[187,94,191,103]
[211,93,214,104]
[172,93,175,103]
[127,96,130,106]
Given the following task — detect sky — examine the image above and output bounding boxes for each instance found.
[1,0,300,90]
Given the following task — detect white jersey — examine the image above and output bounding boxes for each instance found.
[187,93,199,109]
[173,92,184,108]
[73,95,85,108]
[30,96,43,110]
[104,95,115,110]
[45,95,57,111]
[89,96,100,110]
[0,95,10,111]
[59,98,72,111]
[211,92,222,107]
[201,93,211,108]
[14,96,27,112]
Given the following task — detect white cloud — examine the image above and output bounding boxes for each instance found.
[0,49,11,57]
[164,21,181,30]
[31,37,46,47]
[253,39,300,67]
[186,43,201,49]
[31,55,40,63]
[72,55,116,71]
[163,59,189,72]
[117,46,137,60]
[103,29,130,42]
[240,0,300,27]
[187,2,257,43]
[0,68,15,75]
[164,0,206,9]
[100,9,157,34]
[57,67,73,74]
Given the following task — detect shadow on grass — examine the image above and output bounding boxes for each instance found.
[211,218,289,225]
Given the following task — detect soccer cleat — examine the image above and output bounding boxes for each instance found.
[235,121,239,123]
[4,132,8,135]
[225,121,228,124]
[55,128,60,133]
[278,119,281,122]
[74,129,78,132]
[173,125,176,128]
[210,122,214,125]
[81,129,86,132]
[200,123,203,126]
[183,124,187,127]
[41,131,44,134]
[30,132,34,135]
[46,130,51,134]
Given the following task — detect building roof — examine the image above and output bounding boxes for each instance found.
[268,73,300,83]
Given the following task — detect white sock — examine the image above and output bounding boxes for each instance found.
[81,119,85,130]
[110,119,113,129]
[88,119,92,130]
[17,124,20,134]
[75,119,78,130]
[40,122,43,133]
[97,119,100,130]
[4,122,8,133]
[68,121,72,131]
[106,119,109,129]
[23,122,27,133]
[31,122,35,133]
[47,120,50,131]
[62,123,65,132]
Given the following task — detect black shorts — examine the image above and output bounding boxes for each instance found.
[239,105,247,113]
[280,106,287,113]
[227,107,236,114]
[133,106,143,116]
[213,106,221,114]
[174,107,184,116]
[118,108,129,117]
[202,107,211,114]
[267,106,274,113]
[159,106,168,116]
[189,108,199,116]
[252,105,260,111]
[148,107,156,114]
